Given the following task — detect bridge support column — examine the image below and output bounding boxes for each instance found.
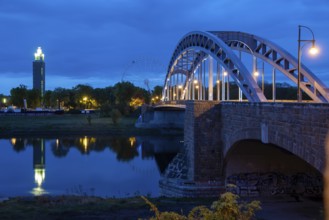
[160,100,225,197]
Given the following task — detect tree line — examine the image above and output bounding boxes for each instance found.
[0,81,310,115]
[0,82,163,116]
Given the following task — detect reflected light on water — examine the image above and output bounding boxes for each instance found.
[31,186,48,196]
[56,139,59,148]
[129,137,136,147]
[11,138,16,146]
[35,168,45,187]
[79,136,96,153]
[83,136,88,152]
[31,168,48,196]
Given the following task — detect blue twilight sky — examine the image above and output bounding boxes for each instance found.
[0,0,328,95]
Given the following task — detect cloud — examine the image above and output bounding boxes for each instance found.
[0,0,328,95]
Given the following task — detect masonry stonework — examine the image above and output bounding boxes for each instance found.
[161,101,329,197]
[220,102,328,172]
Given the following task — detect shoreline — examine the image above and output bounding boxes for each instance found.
[0,114,183,138]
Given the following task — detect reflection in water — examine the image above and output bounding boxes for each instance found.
[11,138,16,145]
[32,139,48,196]
[79,136,97,153]
[11,138,27,152]
[6,136,183,197]
[129,137,136,148]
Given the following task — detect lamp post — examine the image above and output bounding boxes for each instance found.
[297,25,318,102]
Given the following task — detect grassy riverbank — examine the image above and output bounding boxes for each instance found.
[0,195,323,220]
[0,114,177,137]
[0,196,215,220]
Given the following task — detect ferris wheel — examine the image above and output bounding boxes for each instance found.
[121,56,166,90]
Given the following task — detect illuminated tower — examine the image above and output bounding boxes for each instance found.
[33,47,45,100]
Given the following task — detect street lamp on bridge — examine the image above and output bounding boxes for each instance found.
[297,25,318,102]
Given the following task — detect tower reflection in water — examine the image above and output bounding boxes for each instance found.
[31,139,48,196]
[7,136,183,197]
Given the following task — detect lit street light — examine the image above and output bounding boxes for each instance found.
[297,25,318,102]
[83,97,88,109]
[253,71,259,81]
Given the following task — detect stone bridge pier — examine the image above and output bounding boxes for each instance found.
[160,101,329,197]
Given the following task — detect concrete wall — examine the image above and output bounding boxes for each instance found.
[135,105,184,129]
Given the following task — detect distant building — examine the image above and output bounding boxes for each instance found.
[33,47,45,100]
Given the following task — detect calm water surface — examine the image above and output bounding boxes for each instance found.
[0,136,183,198]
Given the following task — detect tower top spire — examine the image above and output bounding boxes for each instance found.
[34,47,45,61]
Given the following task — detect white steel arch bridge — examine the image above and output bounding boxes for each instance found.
[162,31,329,103]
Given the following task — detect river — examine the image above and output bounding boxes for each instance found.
[0,136,183,198]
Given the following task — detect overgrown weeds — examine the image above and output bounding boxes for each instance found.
[140,192,261,220]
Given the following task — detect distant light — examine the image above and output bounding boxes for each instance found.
[253,71,259,77]
[178,85,183,89]
[216,80,220,84]
[2,98,6,103]
[193,79,198,84]
[223,71,228,76]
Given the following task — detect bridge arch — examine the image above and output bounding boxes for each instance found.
[163,31,266,102]
[222,127,322,173]
[163,31,329,103]
[223,139,322,197]
[212,31,329,102]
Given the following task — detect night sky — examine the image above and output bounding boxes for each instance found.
[0,0,328,95]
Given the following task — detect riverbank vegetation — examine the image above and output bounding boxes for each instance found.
[0,193,261,220]
[142,192,261,220]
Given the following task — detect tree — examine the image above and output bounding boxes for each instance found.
[10,85,28,108]
[92,87,114,108]
[27,89,41,108]
[51,87,70,109]
[113,81,136,114]
[152,85,163,98]
[72,84,94,109]
[151,85,163,104]
[43,90,52,108]
[134,87,150,104]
